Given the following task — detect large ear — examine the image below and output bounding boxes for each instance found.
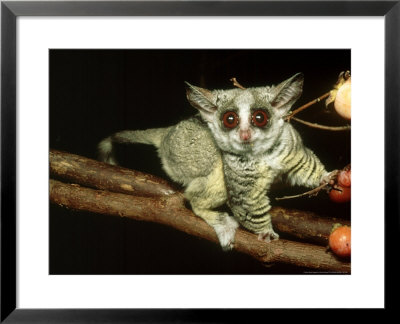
[270,73,304,115]
[185,82,217,122]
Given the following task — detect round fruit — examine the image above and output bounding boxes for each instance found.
[329,185,351,203]
[334,79,351,120]
[338,170,351,187]
[329,226,351,258]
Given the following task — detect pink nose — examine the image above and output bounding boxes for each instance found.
[239,129,251,141]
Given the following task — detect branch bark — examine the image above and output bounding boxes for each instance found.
[49,150,350,247]
[269,206,349,246]
[50,179,350,273]
[50,150,177,197]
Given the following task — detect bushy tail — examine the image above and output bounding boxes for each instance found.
[98,127,171,165]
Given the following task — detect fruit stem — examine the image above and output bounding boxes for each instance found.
[285,92,330,121]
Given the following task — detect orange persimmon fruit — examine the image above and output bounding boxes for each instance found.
[329,225,351,258]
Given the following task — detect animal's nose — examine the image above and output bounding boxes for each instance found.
[239,129,251,141]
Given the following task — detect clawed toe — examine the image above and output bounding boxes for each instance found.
[213,214,239,251]
[321,170,339,186]
[258,230,279,243]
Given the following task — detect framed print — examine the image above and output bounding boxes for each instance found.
[1,0,398,321]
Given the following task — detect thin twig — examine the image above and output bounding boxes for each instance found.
[291,117,351,131]
[285,92,330,121]
[275,183,329,201]
[230,77,246,90]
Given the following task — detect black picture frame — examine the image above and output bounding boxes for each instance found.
[1,0,398,321]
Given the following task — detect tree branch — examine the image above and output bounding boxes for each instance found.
[50,150,177,197]
[50,150,349,244]
[50,179,350,273]
[269,206,349,246]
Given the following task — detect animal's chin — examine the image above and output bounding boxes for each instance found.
[221,138,255,155]
[234,140,254,152]
[241,140,253,146]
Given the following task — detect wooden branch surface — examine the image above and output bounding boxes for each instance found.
[50,149,350,246]
[50,149,177,197]
[50,179,350,273]
[270,207,349,245]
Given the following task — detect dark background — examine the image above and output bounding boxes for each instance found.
[50,49,350,274]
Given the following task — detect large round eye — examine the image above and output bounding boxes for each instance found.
[252,109,268,127]
[222,111,239,129]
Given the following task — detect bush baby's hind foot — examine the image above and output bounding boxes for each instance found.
[212,213,239,251]
[258,226,279,243]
